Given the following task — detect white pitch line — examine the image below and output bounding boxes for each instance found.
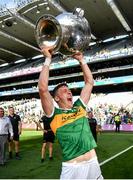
[100,145,133,166]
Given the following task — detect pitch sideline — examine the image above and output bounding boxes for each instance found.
[100,145,133,166]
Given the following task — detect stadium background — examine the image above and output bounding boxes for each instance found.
[0,0,132,128]
[0,0,133,179]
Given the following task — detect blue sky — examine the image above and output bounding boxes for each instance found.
[0,0,16,8]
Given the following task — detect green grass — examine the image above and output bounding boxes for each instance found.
[101,148,133,179]
[97,132,133,179]
[0,131,133,179]
[97,132,133,162]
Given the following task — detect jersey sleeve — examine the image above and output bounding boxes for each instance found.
[45,107,57,122]
[74,98,87,110]
[17,115,21,122]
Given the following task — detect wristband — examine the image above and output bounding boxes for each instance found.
[80,59,87,65]
[43,57,51,67]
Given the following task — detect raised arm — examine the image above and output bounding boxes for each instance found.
[38,47,54,116]
[72,52,94,105]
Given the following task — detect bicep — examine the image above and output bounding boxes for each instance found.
[39,90,54,116]
[80,83,93,105]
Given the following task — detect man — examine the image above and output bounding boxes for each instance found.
[38,47,103,179]
[114,113,121,132]
[87,110,98,142]
[38,115,55,163]
[8,106,22,159]
[0,107,13,166]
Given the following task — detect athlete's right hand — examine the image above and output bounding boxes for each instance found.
[41,46,53,59]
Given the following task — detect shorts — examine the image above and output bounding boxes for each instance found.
[8,133,19,142]
[60,156,103,179]
[43,131,55,143]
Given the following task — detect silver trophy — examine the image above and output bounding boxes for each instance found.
[35,8,91,55]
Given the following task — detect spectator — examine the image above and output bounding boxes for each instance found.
[87,110,98,142]
[0,107,13,166]
[114,113,121,132]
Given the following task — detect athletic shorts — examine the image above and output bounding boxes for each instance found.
[60,156,103,179]
[8,133,19,142]
[43,131,55,143]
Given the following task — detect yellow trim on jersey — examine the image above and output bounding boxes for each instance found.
[50,106,86,134]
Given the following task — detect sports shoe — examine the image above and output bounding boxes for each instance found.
[0,163,5,166]
[15,155,21,160]
[49,157,53,160]
[41,158,44,163]
[9,152,13,159]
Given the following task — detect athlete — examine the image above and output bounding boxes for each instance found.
[38,47,103,179]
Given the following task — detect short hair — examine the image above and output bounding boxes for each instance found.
[87,107,93,113]
[8,106,14,109]
[0,107,4,111]
[52,82,68,98]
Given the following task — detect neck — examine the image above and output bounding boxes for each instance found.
[58,102,72,110]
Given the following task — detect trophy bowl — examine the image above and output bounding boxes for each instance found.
[35,8,91,55]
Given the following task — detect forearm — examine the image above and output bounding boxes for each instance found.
[80,61,94,86]
[79,58,94,104]
[38,58,51,92]
[38,56,54,115]
[19,122,22,134]
[73,52,94,86]
[38,122,43,131]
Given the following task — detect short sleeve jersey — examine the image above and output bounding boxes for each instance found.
[88,118,97,132]
[40,116,51,130]
[48,98,97,161]
[8,114,21,133]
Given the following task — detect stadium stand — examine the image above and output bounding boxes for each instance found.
[0,0,133,130]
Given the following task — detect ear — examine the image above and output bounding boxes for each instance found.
[54,95,60,102]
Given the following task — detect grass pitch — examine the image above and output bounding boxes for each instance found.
[0,131,133,179]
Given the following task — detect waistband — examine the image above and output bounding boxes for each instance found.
[62,156,98,166]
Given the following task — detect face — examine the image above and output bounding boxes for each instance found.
[0,108,4,118]
[9,107,14,116]
[88,112,93,118]
[54,85,73,109]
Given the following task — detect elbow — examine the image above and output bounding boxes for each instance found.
[38,81,48,93]
[86,78,94,87]
[39,85,49,95]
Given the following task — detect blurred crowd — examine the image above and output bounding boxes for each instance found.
[0,98,43,128]
[0,94,132,130]
[89,103,133,127]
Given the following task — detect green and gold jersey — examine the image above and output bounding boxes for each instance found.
[48,98,97,161]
